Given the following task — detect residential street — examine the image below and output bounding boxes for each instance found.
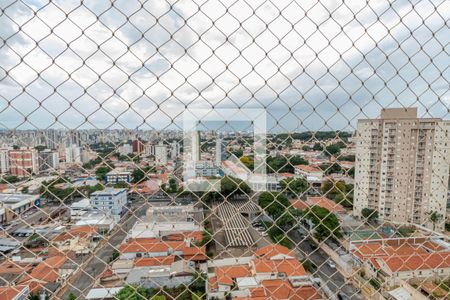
[57,201,148,299]
[290,230,363,300]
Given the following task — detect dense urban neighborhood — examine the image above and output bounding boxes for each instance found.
[0,108,449,300]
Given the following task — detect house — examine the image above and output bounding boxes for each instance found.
[18,255,74,293]
[289,199,309,211]
[0,285,30,300]
[105,169,131,184]
[51,226,100,255]
[352,238,450,288]
[119,239,186,259]
[206,244,322,299]
[306,196,346,214]
[294,165,323,182]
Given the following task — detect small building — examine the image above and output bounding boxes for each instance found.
[70,198,91,221]
[90,188,128,217]
[105,169,131,184]
[74,211,116,232]
[195,161,220,177]
[294,164,323,183]
[0,193,40,224]
[307,196,346,214]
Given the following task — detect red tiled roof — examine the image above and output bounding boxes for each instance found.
[53,226,97,241]
[0,285,28,300]
[134,256,175,267]
[19,256,68,284]
[252,279,321,300]
[382,252,450,272]
[255,245,294,260]
[216,265,251,285]
[208,276,218,291]
[307,197,345,213]
[165,231,203,242]
[183,246,208,261]
[253,258,306,277]
[289,199,309,211]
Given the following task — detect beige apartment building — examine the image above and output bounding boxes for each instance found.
[354,108,450,231]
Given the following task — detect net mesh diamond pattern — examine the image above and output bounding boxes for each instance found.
[0,0,449,299]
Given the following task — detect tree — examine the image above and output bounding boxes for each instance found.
[280,177,308,197]
[34,145,46,152]
[168,177,177,193]
[320,162,342,175]
[289,155,308,166]
[428,211,443,231]
[220,175,251,197]
[325,143,342,157]
[321,180,346,199]
[240,156,254,170]
[115,285,152,300]
[302,145,311,151]
[313,143,323,151]
[231,149,243,158]
[0,175,20,184]
[131,166,155,183]
[361,208,378,224]
[95,165,113,181]
[258,192,274,209]
[113,182,129,188]
[304,206,342,241]
[67,293,76,300]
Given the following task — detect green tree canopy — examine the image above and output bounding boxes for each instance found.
[361,208,379,224]
[115,285,153,300]
[304,206,342,241]
[280,177,308,197]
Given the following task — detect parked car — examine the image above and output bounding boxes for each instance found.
[326,260,336,269]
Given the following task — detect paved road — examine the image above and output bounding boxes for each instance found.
[290,230,363,300]
[57,201,148,299]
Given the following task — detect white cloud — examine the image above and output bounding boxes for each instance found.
[0,0,449,130]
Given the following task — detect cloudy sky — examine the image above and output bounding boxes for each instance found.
[0,0,449,132]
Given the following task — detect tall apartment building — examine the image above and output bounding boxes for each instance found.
[0,149,10,174]
[9,148,39,177]
[154,142,168,165]
[192,131,201,162]
[132,139,144,154]
[65,144,81,164]
[354,108,450,231]
[38,149,59,172]
[171,141,180,160]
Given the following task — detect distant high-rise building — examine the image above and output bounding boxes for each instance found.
[118,144,133,155]
[132,139,144,154]
[215,138,225,167]
[65,144,81,164]
[0,149,10,174]
[38,149,59,172]
[9,148,39,176]
[171,141,180,159]
[354,108,450,231]
[154,142,168,165]
[192,131,201,162]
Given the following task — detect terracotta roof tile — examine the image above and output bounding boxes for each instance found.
[307,197,345,213]
[134,256,175,267]
[216,265,251,285]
